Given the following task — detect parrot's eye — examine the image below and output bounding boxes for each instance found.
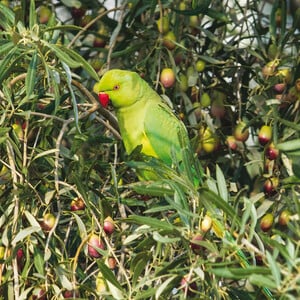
[113,85,120,90]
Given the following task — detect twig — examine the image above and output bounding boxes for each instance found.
[6,138,20,300]
[71,78,120,135]
[8,73,120,139]
[8,73,27,88]
[68,7,122,49]
[93,115,121,140]
[106,3,128,69]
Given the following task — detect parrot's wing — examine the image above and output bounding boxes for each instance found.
[144,102,188,165]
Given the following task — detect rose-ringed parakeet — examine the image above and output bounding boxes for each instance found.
[94,69,190,172]
[94,70,275,300]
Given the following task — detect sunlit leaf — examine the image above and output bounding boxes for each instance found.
[33,247,44,276]
[152,231,180,243]
[266,251,281,288]
[277,139,300,152]
[130,180,174,196]
[72,212,87,240]
[56,266,74,291]
[126,215,175,232]
[29,0,36,29]
[11,226,41,245]
[24,210,44,238]
[63,47,99,81]
[155,275,177,300]
[61,0,81,8]
[31,149,58,161]
[98,261,123,291]
[209,266,271,279]
[216,164,228,202]
[43,42,82,68]
[132,258,149,286]
[248,274,277,290]
[199,188,240,225]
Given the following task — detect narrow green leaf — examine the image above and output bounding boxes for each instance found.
[106,280,123,300]
[156,255,186,277]
[25,50,38,97]
[164,194,196,219]
[62,62,80,131]
[11,226,41,245]
[135,288,156,300]
[169,180,189,210]
[206,8,229,22]
[56,266,73,291]
[180,144,196,184]
[199,188,240,226]
[246,48,265,61]
[29,0,36,29]
[216,164,228,202]
[269,1,278,42]
[276,139,300,152]
[206,177,219,195]
[126,215,174,231]
[181,91,197,126]
[45,190,55,205]
[33,247,44,276]
[0,3,15,28]
[24,210,44,238]
[8,136,23,161]
[266,251,281,288]
[155,275,177,300]
[130,181,174,197]
[98,261,123,291]
[279,0,287,43]
[132,255,149,286]
[152,231,180,243]
[49,68,61,113]
[64,47,99,81]
[248,199,258,241]
[239,198,257,241]
[144,205,173,214]
[19,287,34,300]
[2,226,9,246]
[275,117,300,131]
[210,266,271,279]
[44,24,83,32]
[248,274,278,289]
[71,174,88,201]
[111,43,146,58]
[43,42,82,68]
[0,203,14,229]
[72,212,87,240]
[0,42,15,56]
[31,149,58,161]
[61,0,81,8]
[0,136,8,144]
[0,47,19,83]
[0,127,11,136]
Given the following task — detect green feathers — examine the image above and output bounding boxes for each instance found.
[96,69,189,167]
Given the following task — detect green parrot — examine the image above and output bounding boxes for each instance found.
[94,70,275,300]
[94,69,190,169]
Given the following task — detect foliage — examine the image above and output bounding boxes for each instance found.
[0,0,299,299]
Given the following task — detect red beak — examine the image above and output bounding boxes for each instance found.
[98,92,110,108]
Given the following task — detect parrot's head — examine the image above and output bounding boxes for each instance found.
[94,69,142,109]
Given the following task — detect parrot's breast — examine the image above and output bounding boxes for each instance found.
[116,101,158,158]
